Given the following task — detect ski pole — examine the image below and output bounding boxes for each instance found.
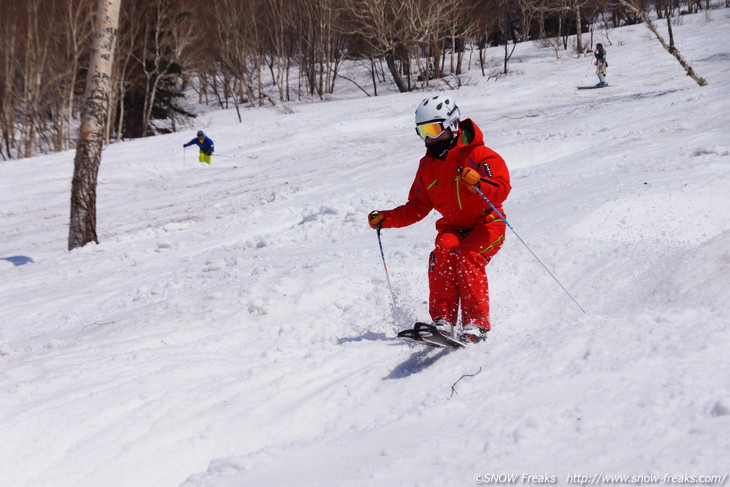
[467,176,587,314]
[375,227,398,308]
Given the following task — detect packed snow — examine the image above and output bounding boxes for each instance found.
[2,11,729,487]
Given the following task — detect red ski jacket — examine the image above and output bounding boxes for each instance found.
[381,118,511,232]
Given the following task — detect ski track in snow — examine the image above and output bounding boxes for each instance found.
[1,12,730,487]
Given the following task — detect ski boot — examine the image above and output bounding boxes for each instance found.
[459,324,488,344]
[432,318,454,338]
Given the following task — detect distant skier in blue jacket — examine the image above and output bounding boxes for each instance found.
[184,130,215,165]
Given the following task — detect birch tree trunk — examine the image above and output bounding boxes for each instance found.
[618,0,707,87]
[575,3,583,53]
[69,0,121,250]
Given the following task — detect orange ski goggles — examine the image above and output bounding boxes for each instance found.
[415,122,447,140]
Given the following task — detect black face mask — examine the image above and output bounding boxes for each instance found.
[426,134,457,159]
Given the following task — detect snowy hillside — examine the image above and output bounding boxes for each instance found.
[2,11,729,487]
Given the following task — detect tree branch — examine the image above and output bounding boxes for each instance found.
[451,366,483,398]
[617,0,707,86]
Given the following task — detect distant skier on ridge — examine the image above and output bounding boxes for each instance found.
[368,95,511,344]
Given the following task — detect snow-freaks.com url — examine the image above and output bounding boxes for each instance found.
[565,474,728,485]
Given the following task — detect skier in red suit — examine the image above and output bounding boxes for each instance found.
[368,95,511,343]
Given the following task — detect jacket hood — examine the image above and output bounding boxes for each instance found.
[458,118,484,147]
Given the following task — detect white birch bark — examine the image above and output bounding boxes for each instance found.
[69,0,122,250]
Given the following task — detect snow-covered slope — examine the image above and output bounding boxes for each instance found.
[1,12,729,487]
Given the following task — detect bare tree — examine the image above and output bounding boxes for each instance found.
[17,0,54,159]
[0,0,20,159]
[0,0,94,160]
[135,0,196,135]
[58,0,95,150]
[617,0,707,86]
[261,0,294,102]
[69,0,122,250]
[496,0,519,73]
[340,0,413,92]
[211,0,260,113]
[112,2,145,141]
[296,0,342,99]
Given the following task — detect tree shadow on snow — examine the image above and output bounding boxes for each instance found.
[1,255,34,266]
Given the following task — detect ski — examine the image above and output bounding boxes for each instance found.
[397,327,441,347]
[398,322,465,349]
[577,84,609,90]
[415,322,466,348]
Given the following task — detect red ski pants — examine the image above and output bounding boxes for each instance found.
[428,217,506,330]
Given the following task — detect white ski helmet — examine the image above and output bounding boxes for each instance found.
[415,95,460,133]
